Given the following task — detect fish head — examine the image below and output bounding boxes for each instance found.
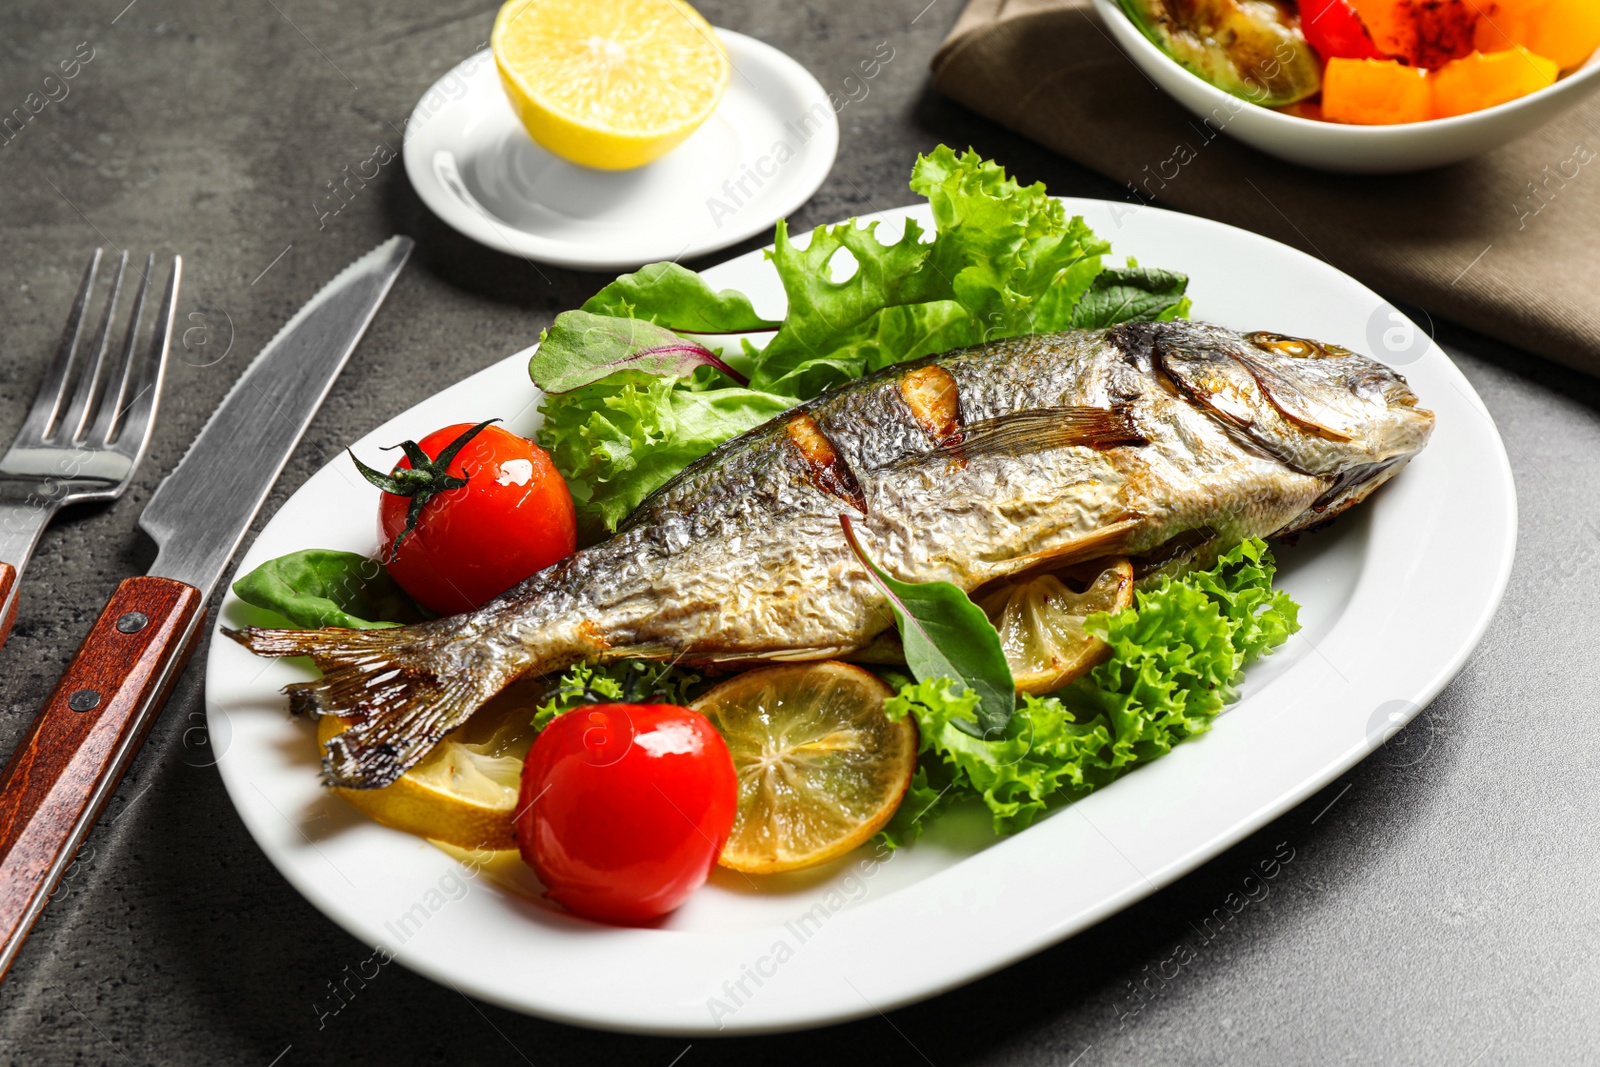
[1145,321,1435,530]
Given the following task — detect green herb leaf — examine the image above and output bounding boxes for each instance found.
[232,549,425,629]
[581,262,782,333]
[1069,265,1191,329]
[839,514,1016,736]
[530,311,749,395]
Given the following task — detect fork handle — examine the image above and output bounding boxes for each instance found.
[0,576,204,981]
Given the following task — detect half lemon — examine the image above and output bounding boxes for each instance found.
[491,0,730,170]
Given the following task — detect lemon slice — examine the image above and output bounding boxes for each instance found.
[317,683,540,851]
[692,662,917,874]
[976,558,1135,695]
[491,0,730,170]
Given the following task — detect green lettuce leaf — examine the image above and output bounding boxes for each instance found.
[534,147,1194,537]
[532,659,706,730]
[538,371,796,538]
[912,145,1112,341]
[885,679,1113,837]
[748,146,1121,397]
[530,312,751,394]
[231,549,424,629]
[746,217,953,395]
[881,539,1299,842]
[581,261,781,333]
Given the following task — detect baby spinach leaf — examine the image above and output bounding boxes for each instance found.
[232,549,424,629]
[530,311,749,394]
[1069,265,1191,329]
[839,514,1015,737]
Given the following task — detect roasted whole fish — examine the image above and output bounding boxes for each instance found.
[231,321,1434,788]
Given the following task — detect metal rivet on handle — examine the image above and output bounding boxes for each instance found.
[116,612,149,634]
[68,689,101,713]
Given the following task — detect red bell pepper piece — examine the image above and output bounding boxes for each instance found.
[1300,0,1387,61]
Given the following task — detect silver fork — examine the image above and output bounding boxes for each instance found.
[0,250,182,646]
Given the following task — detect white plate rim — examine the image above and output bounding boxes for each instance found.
[204,198,1517,1035]
[401,31,839,270]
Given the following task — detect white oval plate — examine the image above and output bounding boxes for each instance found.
[1092,0,1600,173]
[402,32,838,269]
[205,200,1515,1035]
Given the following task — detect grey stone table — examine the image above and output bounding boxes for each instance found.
[1,1,1595,1064]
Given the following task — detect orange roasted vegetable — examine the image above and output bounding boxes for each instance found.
[1349,0,1477,66]
[1432,47,1559,117]
[1322,57,1433,123]
[1347,0,1419,60]
[1472,0,1600,70]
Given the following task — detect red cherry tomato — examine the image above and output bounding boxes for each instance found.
[1301,0,1387,60]
[516,703,737,924]
[378,423,576,615]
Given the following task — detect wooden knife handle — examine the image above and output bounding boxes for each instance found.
[0,562,16,648]
[0,576,204,980]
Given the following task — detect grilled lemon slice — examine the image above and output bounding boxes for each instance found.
[976,558,1135,695]
[693,662,917,874]
[316,685,539,851]
[491,0,730,170]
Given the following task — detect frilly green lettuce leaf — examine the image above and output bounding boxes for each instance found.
[537,371,795,539]
[532,659,706,731]
[580,261,781,333]
[534,147,1194,537]
[879,539,1299,845]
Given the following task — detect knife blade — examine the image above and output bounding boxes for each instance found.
[143,236,412,598]
[0,236,414,980]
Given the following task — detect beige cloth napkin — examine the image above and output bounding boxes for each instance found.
[931,0,1600,375]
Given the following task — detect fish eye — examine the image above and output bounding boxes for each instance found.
[1245,332,1315,358]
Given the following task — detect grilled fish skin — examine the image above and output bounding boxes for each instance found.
[230,320,1434,789]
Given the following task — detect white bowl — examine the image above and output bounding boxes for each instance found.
[1093,0,1600,173]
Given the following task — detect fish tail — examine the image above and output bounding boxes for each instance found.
[224,619,540,790]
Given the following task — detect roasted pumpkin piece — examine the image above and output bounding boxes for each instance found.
[1322,57,1433,124]
[1432,46,1559,117]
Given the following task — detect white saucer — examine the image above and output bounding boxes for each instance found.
[402,32,839,270]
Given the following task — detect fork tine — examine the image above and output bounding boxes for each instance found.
[15,249,102,443]
[88,253,154,446]
[57,250,128,444]
[109,255,180,459]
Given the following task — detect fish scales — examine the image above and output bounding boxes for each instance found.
[230,321,1434,788]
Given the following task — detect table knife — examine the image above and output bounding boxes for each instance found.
[0,236,414,980]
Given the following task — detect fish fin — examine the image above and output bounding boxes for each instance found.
[979,517,1144,582]
[1234,354,1356,441]
[688,646,856,665]
[895,405,1146,468]
[224,623,515,789]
